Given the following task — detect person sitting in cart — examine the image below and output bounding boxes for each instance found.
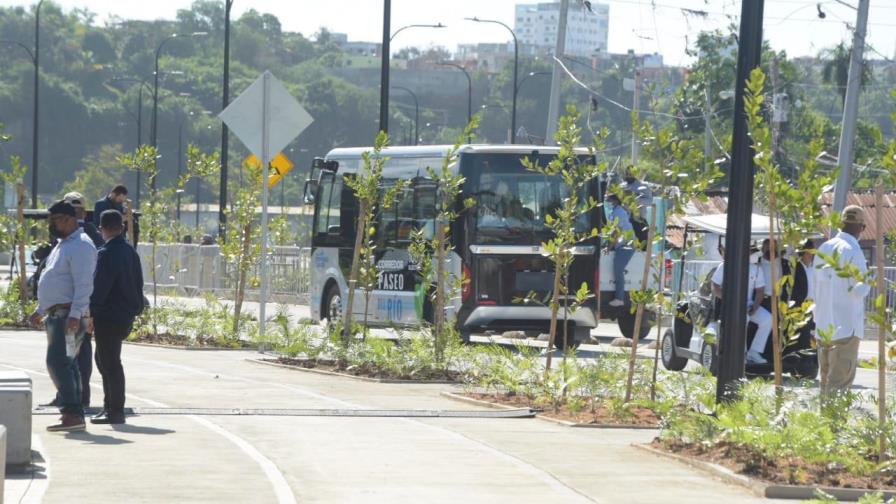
[710,243,773,365]
[605,192,633,308]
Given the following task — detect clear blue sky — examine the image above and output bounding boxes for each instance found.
[1,0,894,66]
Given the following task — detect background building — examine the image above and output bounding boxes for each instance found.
[514,0,609,58]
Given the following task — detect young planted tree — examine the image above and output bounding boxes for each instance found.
[745,68,836,401]
[220,168,262,337]
[0,157,30,303]
[342,132,399,342]
[409,117,479,363]
[522,105,606,374]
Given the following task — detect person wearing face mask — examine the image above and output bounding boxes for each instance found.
[710,242,772,364]
[605,193,634,307]
[29,201,97,432]
[88,210,144,424]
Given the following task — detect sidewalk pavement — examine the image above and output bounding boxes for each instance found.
[1,328,788,504]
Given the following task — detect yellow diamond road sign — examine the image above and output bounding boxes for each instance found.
[244,152,295,188]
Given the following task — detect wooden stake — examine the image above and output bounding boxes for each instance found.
[125,198,136,246]
[15,183,27,302]
[874,182,887,462]
[767,194,784,403]
[625,203,656,403]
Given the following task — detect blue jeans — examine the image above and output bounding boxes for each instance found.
[613,246,634,300]
[45,310,86,416]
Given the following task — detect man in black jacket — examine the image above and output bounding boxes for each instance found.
[89,210,144,425]
[93,185,127,227]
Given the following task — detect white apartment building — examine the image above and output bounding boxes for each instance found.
[514,1,609,58]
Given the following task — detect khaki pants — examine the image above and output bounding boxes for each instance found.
[819,335,861,394]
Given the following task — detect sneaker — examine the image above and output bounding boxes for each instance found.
[746,350,768,364]
[47,413,86,432]
[608,298,625,307]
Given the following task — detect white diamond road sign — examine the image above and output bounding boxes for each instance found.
[219,70,313,161]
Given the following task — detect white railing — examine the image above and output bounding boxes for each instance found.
[136,244,311,302]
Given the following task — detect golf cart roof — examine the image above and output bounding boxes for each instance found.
[681,213,780,239]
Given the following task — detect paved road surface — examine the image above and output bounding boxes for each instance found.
[1,329,791,504]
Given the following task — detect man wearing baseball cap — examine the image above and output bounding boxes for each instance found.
[813,205,870,394]
[29,200,97,432]
[64,192,103,247]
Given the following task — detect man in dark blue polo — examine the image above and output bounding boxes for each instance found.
[93,185,128,227]
[89,210,144,425]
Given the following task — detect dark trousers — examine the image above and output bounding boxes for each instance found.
[55,334,92,406]
[94,319,130,414]
[45,311,85,416]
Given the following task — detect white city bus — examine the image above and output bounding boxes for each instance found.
[303,144,651,345]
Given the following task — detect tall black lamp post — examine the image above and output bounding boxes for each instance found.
[391,86,419,146]
[438,61,472,142]
[465,17,518,143]
[716,0,766,403]
[150,32,206,191]
[219,0,234,235]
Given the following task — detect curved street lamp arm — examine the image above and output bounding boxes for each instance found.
[0,39,35,62]
[390,23,446,42]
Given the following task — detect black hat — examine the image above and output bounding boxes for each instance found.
[48,200,76,217]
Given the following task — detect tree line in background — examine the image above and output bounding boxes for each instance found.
[0,2,894,228]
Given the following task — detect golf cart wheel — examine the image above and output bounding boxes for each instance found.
[617,309,653,340]
[701,341,718,377]
[661,329,688,371]
[556,326,589,351]
[324,283,343,322]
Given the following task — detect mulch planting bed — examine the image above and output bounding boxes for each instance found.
[267,357,461,382]
[128,332,252,349]
[654,439,896,491]
[461,392,661,427]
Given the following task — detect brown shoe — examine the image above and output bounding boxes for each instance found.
[47,413,86,432]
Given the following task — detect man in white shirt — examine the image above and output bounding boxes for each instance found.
[813,206,870,394]
[711,244,773,364]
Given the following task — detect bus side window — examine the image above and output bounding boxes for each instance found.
[314,173,342,235]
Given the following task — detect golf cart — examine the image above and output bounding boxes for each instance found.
[660,213,819,379]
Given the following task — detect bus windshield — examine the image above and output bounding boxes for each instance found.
[463,153,595,245]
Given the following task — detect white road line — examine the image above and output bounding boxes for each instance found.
[0,361,297,504]
[121,354,597,503]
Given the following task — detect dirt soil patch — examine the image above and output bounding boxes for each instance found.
[129,332,252,349]
[654,439,896,491]
[461,392,661,427]
[268,357,461,382]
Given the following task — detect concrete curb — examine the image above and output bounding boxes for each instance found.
[125,341,252,351]
[246,358,457,384]
[440,391,660,430]
[632,443,896,501]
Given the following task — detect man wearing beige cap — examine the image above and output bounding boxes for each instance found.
[813,205,870,394]
[64,192,103,247]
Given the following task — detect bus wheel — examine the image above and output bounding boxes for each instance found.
[617,309,653,340]
[324,283,343,322]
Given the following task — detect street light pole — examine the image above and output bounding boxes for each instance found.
[437,62,472,142]
[391,86,418,146]
[466,17,518,143]
[150,32,206,191]
[176,111,193,221]
[107,76,153,208]
[716,0,765,403]
[379,0,392,134]
[544,0,569,143]
[219,0,234,236]
[832,0,870,213]
[31,0,44,208]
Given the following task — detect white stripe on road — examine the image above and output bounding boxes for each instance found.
[0,361,297,504]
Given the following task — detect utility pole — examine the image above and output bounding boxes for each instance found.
[832,0,870,213]
[631,69,641,165]
[716,0,765,403]
[545,0,570,143]
[219,0,234,235]
[770,55,780,167]
[379,0,392,134]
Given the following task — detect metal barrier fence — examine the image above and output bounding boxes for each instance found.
[136,244,311,303]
